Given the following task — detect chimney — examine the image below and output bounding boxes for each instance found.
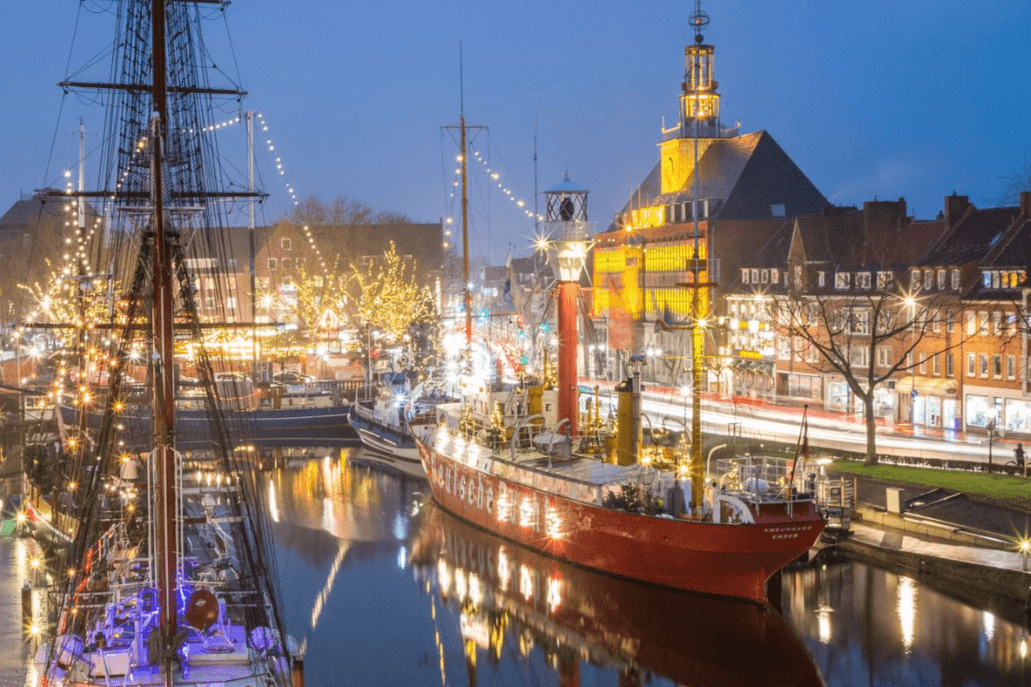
[944,193,969,228]
[1020,191,1031,219]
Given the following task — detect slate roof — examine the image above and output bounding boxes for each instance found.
[605,130,827,232]
[921,206,1020,267]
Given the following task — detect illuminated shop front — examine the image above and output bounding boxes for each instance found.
[965,389,1031,435]
[896,377,959,430]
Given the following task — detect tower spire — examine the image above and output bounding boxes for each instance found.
[681,1,719,136]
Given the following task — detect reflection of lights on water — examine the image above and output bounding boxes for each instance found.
[983,610,996,644]
[897,576,917,653]
[498,547,511,592]
[268,478,280,523]
[1021,639,1027,659]
[310,541,349,631]
[392,513,407,541]
[545,575,562,614]
[519,564,534,602]
[815,605,834,644]
[469,573,482,607]
[437,559,452,597]
[455,569,467,600]
[396,546,407,571]
[320,497,336,533]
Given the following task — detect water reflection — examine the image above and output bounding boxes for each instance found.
[784,557,1031,686]
[266,448,1031,686]
[412,501,824,687]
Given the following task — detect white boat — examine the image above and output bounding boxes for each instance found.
[349,374,451,469]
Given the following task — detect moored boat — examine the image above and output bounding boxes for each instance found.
[24,0,299,684]
[349,373,451,469]
[416,171,825,605]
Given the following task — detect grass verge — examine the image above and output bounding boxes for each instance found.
[830,460,1031,510]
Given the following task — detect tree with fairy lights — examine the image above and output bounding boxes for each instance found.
[345,242,435,372]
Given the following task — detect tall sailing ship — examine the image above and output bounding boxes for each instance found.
[416,160,826,604]
[24,1,299,684]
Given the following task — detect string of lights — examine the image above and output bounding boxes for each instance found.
[196,113,329,274]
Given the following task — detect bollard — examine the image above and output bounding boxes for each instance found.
[293,659,305,687]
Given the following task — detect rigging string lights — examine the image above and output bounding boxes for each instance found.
[441,143,544,249]
[200,113,329,275]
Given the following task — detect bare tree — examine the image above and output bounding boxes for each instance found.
[998,154,1031,206]
[773,264,973,465]
[289,195,411,226]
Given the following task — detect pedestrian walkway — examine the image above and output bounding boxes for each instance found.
[849,520,1028,572]
[0,536,42,687]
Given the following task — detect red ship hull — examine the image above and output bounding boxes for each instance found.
[417,439,825,604]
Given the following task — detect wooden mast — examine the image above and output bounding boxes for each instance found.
[149,0,180,679]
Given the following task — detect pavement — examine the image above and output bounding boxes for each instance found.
[0,536,43,687]
[822,474,1031,613]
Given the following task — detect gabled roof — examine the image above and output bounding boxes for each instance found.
[858,219,944,268]
[921,206,1020,267]
[605,130,827,232]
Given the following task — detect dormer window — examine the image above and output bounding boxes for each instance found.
[937,269,946,290]
[951,268,960,290]
[770,268,779,284]
[856,272,871,289]
[818,271,825,287]
[834,272,850,289]
[911,269,922,290]
[741,269,750,284]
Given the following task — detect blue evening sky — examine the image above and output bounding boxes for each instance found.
[2,1,1029,266]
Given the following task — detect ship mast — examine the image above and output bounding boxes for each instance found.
[441,46,485,352]
[149,0,180,679]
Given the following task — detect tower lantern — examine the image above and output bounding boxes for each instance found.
[543,172,591,436]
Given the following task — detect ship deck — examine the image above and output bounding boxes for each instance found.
[514,453,664,487]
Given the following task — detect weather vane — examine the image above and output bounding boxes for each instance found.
[689,0,709,43]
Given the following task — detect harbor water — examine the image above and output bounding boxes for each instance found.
[6,444,1030,685]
